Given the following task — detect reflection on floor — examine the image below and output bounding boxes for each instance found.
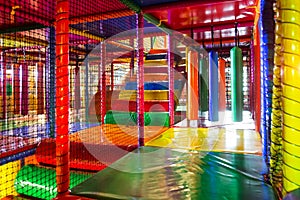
[146,127,262,155]
[70,111,274,199]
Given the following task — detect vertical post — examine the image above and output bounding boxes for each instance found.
[111,63,114,91]
[84,45,89,122]
[74,57,80,115]
[130,39,135,77]
[218,58,226,111]
[254,21,261,132]
[137,13,144,146]
[21,61,28,115]
[199,57,209,112]
[250,41,255,117]
[37,62,44,114]
[13,63,20,115]
[187,50,199,121]
[100,42,106,124]
[260,0,274,174]
[208,51,219,121]
[231,47,243,122]
[49,26,56,138]
[168,34,174,127]
[2,52,6,119]
[55,0,70,194]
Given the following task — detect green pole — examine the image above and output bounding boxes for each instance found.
[199,58,209,112]
[230,47,243,122]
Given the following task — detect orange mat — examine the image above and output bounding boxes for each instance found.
[70,124,168,146]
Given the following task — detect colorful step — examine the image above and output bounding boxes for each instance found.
[124,80,185,90]
[129,73,185,82]
[144,66,186,73]
[110,99,176,112]
[14,165,91,200]
[118,90,180,101]
[104,111,170,127]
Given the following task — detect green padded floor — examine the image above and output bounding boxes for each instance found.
[71,147,278,200]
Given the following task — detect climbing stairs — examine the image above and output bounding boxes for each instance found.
[104,49,186,127]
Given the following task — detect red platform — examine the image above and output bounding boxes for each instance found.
[35,138,137,171]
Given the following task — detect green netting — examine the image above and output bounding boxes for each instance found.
[14,165,91,200]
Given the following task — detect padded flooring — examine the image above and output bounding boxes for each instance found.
[71,147,277,200]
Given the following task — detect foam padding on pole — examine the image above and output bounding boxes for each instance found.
[55,0,70,193]
[270,0,283,192]
[14,165,91,200]
[104,111,169,127]
[199,57,209,112]
[260,0,275,178]
[187,50,199,120]
[280,0,300,194]
[230,47,243,122]
[218,58,226,111]
[208,51,218,121]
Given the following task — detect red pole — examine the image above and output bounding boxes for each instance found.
[250,43,255,117]
[37,62,44,114]
[13,64,20,115]
[168,34,175,127]
[137,13,144,146]
[218,58,226,111]
[21,62,28,115]
[100,43,106,124]
[254,22,261,132]
[2,52,6,119]
[56,0,70,195]
[111,63,114,91]
[74,59,81,111]
[130,38,134,77]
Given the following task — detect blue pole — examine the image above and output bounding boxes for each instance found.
[260,0,275,174]
[208,51,219,121]
[49,26,56,138]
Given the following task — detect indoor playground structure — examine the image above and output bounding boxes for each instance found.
[1,0,300,199]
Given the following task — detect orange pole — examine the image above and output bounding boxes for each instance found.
[56,0,70,195]
[187,50,199,120]
[218,58,226,111]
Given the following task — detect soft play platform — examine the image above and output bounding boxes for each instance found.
[71,146,277,200]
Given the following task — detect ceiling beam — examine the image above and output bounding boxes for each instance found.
[142,0,241,13]
[196,35,251,45]
[70,9,134,25]
[178,20,254,33]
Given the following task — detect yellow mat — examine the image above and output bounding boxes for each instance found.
[146,127,262,155]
